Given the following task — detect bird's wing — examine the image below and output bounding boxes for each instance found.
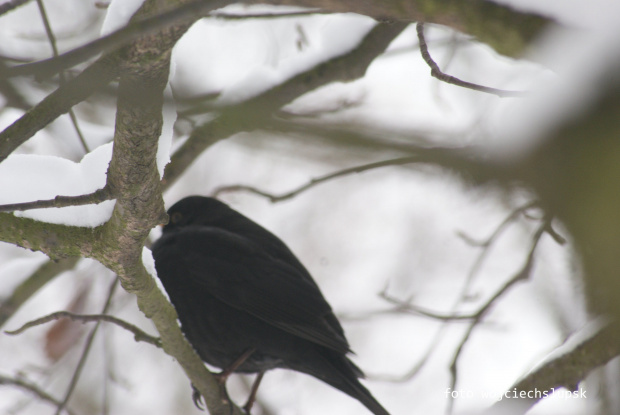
[179,228,351,354]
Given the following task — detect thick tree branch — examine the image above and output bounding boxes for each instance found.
[82,3,241,413]
[0,213,97,259]
[489,321,620,415]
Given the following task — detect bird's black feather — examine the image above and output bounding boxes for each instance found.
[151,196,389,415]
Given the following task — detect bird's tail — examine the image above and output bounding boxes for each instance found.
[293,351,390,415]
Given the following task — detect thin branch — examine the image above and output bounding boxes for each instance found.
[0,54,121,162]
[446,220,548,413]
[212,156,421,201]
[0,0,236,80]
[379,290,477,321]
[101,321,112,415]
[5,310,161,348]
[543,220,567,245]
[0,257,80,328]
[36,0,91,153]
[0,374,76,415]
[54,278,117,415]
[456,201,539,248]
[36,0,59,57]
[416,23,529,98]
[455,201,540,306]
[0,187,112,212]
[94,5,239,412]
[67,109,90,153]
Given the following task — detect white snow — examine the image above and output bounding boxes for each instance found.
[156,84,176,179]
[100,0,146,36]
[142,246,171,303]
[524,318,611,377]
[141,246,157,279]
[0,143,115,227]
[171,13,375,104]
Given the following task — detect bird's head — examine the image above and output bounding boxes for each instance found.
[163,196,237,232]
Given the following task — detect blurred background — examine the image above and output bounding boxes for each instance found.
[1,0,619,414]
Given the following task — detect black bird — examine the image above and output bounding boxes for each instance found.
[151,196,389,415]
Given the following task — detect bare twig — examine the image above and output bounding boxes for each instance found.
[36,0,59,58]
[0,373,76,415]
[456,201,539,247]
[5,310,161,348]
[0,187,112,212]
[36,0,90,153]
[446,220,548,413]
[67,109,90,153]
[379,290,477,321]
[212,156,421,201]
[371,201,541,384]
[456,201,540,304]
[54,278,118,415]
[416,23,528,98]
[350,207,544,386]
[543,220,567,245]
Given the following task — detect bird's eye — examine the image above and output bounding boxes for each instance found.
[170,211,183,224]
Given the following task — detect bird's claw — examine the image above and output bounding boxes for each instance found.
[191,384,205,411]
